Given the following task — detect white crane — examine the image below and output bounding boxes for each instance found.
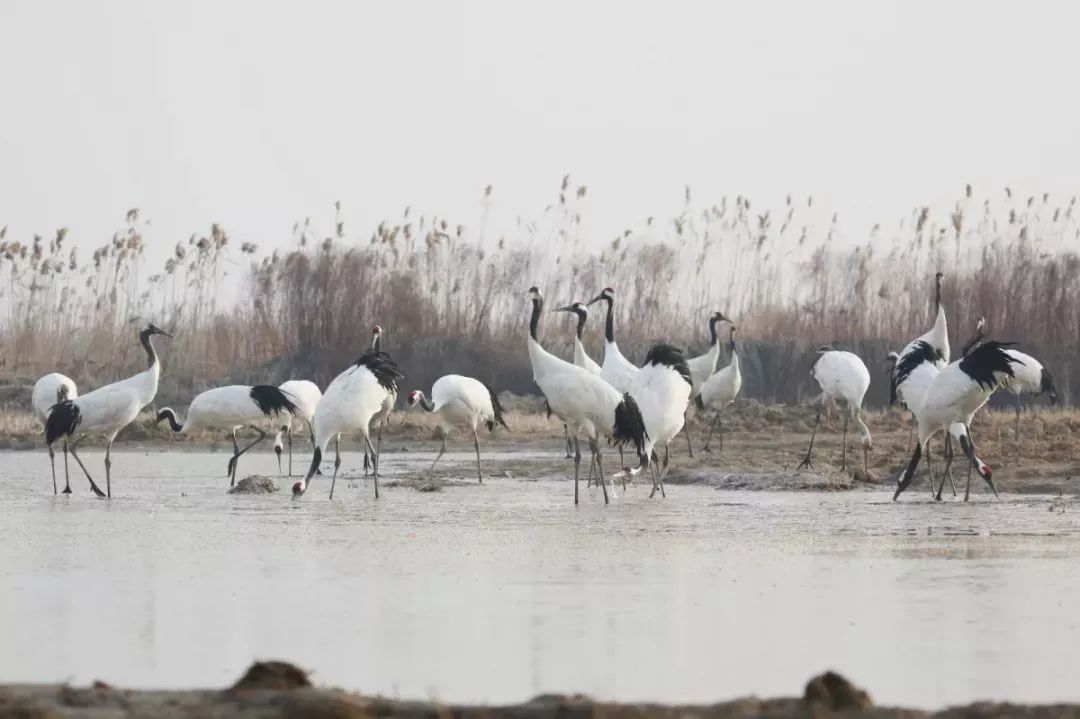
[797,348,872,473]
[44,324,172,498]
[554,301,601,465]
[293,348,405,501]
[893,340,1020,501]
[363,325,396,475]
[892,272,950,440]
[679,311,734,457]
[586,287,638,393]
[617,344,693,497]
[157,384,299,486]
[406,374,509,483]
[33,372,78,494]
[698,325,742,453]
[271,379,323,475]
[526,287,647,505]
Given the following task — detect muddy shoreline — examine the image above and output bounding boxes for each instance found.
[1,664,1076,718]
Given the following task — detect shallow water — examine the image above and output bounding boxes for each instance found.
[2,447,1079,709]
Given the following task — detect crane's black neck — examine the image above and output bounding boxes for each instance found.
[416,394,436,412]
[529,298,543,340]
[139,329,159,369]
[960,325,985,357]
[573,308,587,340]
[728,326,737,353]
[601,297,615,343]
[155,408,183,432]
[708,316,720,345]
[934,275,942,315]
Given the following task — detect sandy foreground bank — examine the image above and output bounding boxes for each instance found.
[2,663,1078,718]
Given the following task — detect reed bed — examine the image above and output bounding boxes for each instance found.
[0,182,1076,405]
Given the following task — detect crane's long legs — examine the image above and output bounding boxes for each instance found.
[287,427,293,477]
[589,437,609,504]
[573,436,581,505]
[328,436,343,500]
[1015,396,1022,442]
[68,436,106,498]
[430,435,447,473]
[228,426,268,487]
[935,434,959,501]
[48,444,58,495]
[702,412,721,453]
[473,428,482,484]
[62,440,71,494]
[798,406,823,470]
[841,414,849,471]
[564,425,573,459]
[892,439,924,501]
[365,435,380,499]
[682,414,694,458]
[104,438,114,499]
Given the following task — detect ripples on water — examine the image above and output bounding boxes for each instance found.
[2,449,1078,709]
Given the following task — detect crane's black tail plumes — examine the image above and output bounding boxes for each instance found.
[249,385,300,417]
[611,393,648,461]
[694,394,705,411]
[45,401,80,445]
[958,341,1020,390]
[155,408,184,432]
[353,351,406,392]
[642,343,692,387]
[483,382,509,432]
[1040,367,1058,404]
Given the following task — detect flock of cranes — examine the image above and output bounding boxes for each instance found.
[30,277,1056,504]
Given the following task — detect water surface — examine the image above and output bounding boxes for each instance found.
[2,448,1078,709]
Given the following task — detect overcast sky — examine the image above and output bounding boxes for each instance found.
[2,0,1078,266]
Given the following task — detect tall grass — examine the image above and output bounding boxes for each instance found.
[1,182,1076,405]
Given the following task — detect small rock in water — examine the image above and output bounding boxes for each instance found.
[228,475,279,494]
[851,468,876,484]
[803,670,873,710]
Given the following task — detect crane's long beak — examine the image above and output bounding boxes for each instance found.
[158,329,174,338]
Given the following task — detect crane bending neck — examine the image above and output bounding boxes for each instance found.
[156,408,184,432]
[416,393,436,412]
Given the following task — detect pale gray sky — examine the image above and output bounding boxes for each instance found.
[2,0,1078,266]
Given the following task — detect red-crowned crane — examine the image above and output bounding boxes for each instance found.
[44,324,172,498]
[797,348,872,473]
[617,344,693,497]
[406,375,509,483]
[364,325,396,475]
[682,311,733,455]
[157,385,299,486]
[698,325,742,453]
[893,341,1020,501]
[272,380,323,476]
[33,372,78,494]
[526,287,647,505]
[292,349,405,501]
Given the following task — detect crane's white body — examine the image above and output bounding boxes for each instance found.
[1001,350,1040,396]
[799,349,873,473]
[32,373,78,423]
[272,380,323,474]
[45,326,170,498]
[33,372,79,494]
[294,351,403,500]
[630,361,691,462]
[894,342,1019,501]
[600,341,638,393]
[700,346,741,412]
[895,300,950,408]
[686,342,720,398]
[409,374,506,483]
[170,385,286,433]
[529,337,625,448]
[420,375,498,432]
